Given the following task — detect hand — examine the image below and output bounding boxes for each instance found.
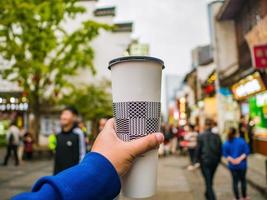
[230,158,241,165]
[92,118,164,176]
[227,156,239,165]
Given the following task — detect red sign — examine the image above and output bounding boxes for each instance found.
[253,45,267,69]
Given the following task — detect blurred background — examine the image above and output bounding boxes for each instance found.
[0,0,267,199]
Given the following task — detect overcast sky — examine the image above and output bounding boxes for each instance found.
[97,0,213,76]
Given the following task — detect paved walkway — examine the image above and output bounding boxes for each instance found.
[121,156,265,200]
[0,153,265,200]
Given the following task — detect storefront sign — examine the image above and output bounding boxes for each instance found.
[253,45,267,69]
[256,92,267,107]
[231,72,266,100]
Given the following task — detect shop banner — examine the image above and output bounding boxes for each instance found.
[245,15,267,69]
[253,44,267,69]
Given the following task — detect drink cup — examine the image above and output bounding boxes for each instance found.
[108,56,164,198]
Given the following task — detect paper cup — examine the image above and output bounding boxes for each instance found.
[108,56,164,198]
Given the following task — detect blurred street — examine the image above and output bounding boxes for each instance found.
[1,0,267,199]
[0,148,265,200]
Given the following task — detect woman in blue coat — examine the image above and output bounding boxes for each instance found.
[223,127,250,200]
[12,119,164,200]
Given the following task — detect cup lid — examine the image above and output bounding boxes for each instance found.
[108,56,165,70]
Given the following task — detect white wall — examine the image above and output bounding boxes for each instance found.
[209,2,240,134]
[63,1,132,85]
[209,2,238,77]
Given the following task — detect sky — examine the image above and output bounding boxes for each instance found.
[97,0,212,76]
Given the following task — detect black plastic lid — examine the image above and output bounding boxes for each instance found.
[108,56,165,70]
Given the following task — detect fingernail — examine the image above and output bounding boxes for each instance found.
[155,132,164,143]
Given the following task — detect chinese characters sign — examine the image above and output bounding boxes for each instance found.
[253,45,267,69]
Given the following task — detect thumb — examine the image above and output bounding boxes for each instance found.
[129,133,164,156]
[104,118,115,130]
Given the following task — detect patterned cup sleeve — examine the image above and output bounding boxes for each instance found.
[113,102,161,141]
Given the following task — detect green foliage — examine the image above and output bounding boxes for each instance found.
[0,0,111,104]
[61,80,113,120]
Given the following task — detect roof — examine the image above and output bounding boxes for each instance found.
[217,0,245,20]
[183,68,197,83]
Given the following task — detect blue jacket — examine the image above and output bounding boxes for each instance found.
[222,137,250,170]
[12,152,121,200]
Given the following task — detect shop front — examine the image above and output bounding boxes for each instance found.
[231,71,267,155]
[196,72,217,131]
[0,92,28,145]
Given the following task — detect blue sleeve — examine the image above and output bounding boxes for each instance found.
[12,152,121,200]
[222,142,229,158]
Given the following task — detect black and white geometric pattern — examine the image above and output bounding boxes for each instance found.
[113,101,161,141]
[114,102,129,119]
[129,102,146,118]
[129,118,146,139]
[146,102,161,118]
[146,118,160,134]
[115,119,129,134]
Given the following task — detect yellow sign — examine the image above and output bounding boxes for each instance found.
[232,72,266,100]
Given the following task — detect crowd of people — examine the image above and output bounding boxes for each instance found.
[159,118,251,200]
[2,106,95,171]
[2,122,34,166]
[2,107,252,200]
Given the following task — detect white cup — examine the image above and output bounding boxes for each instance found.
[109,56,164,198]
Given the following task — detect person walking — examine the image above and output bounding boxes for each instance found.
[17,128,25,163]
[23,132,34,160]
[238,116,247,140]
[223,127,250,200]
[54,107,86,174]
[184,124,198,170]
[169,124,178,154]
[3,122,20,166]
[247,117,255,154]
[196,119,222,200]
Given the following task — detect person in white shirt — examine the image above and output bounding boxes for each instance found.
[184,124,198,170]
[3,122,20,166]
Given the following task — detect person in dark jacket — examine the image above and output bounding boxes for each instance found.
[223,127,250,200]
[12,118,164,200]
[54,107,86,174]
[196,119,222,200]
[247,117,255,154]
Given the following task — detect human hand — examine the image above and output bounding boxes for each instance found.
[227,156,239,165]
[91,118,164,176]
[233,154,247,165]
[230,158,241,165]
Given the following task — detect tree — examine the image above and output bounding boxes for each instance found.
[0,0,110,143]
[60,80,113,134]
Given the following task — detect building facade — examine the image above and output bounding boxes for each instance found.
[212,0,267,155]
[65,0,133,85]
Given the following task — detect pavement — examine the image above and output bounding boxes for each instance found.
[120,156,265,200]
[0,150,265,200]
